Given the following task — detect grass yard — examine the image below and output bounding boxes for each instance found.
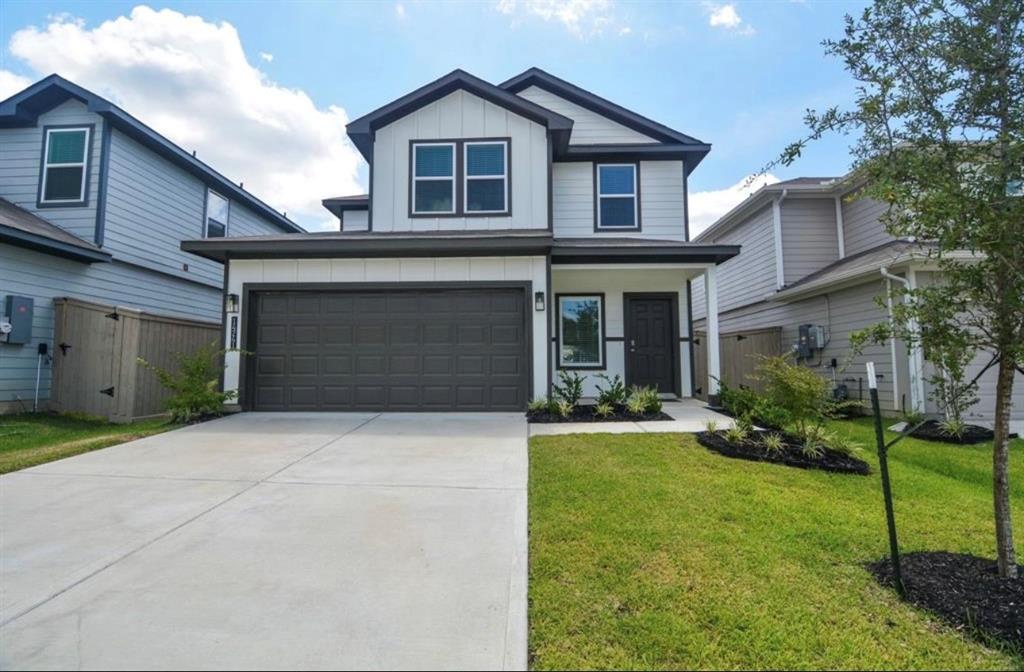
[0,413,177,474]
[529,418,1024,670]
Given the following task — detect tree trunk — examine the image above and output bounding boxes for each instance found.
[993,355,1018,579]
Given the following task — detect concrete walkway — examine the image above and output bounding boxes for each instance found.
[529,398,735,436]
[0,412,527,671]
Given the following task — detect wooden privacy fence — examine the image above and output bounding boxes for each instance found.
[51,298,221,423]
[693,327,783,400]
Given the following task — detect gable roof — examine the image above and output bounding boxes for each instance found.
[499,67,711,172]
[322,194,369,219]
[0,197,111,263]
[346,69,574,162]
[0,74,304,234]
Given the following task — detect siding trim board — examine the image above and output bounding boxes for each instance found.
[93,121,112,245]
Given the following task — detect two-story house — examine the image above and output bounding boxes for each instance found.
[691,173,1023,432]
[0,75,303,413]
[183,68,739,412]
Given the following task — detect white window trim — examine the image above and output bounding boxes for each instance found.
[558,294,605,368]
[596,163,639,230]
[39,127,91,204]
[463,140,509,215]
[205,188,231,238]
[412,142,456,215]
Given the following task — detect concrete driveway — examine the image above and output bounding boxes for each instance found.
[0,412,527,671]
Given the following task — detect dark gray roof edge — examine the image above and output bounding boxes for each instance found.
[322,195,369,218]
[0,223,112,263]
[499,67,707,147]
[551,241,740,265]
[0,74,304,234]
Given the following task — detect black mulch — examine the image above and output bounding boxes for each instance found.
[869,551,1024,651]
[909,420,996,445]
[527,404,674,423]
[696,430,870,475]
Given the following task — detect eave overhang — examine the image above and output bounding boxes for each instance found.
[0,223,112,263]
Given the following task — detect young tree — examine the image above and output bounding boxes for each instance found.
[776,0,1022,577]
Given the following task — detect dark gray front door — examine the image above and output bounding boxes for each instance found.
[248,287,529,411]
[625,295,677,394]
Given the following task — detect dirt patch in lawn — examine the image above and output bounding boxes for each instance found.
[527,405,673,423]
[696,430,870,475]
[909,420,997,445]
[869,552,1024,651]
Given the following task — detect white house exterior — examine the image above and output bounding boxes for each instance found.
[184,69,738,412]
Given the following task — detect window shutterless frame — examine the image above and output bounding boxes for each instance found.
[463,140,509,215]
[204,188,231,238]
[38,125,93,207]
[556,293,607,370]
[410,141,457,215]
[594,162,640,231]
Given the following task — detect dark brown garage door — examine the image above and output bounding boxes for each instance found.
[247,287,530,411]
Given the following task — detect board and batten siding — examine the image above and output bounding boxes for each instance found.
[551,161,685,240]
[0,242,220,410]
[0,99,104,243]
[340,210,369,232]
[515,86,658,145]
[692,204,776,319]
[842,193,892,256]
[370,90,548,232]
[223,256,550,401]
[781,198,840,285]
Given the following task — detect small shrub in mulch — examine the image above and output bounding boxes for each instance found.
[696,430,871,475]
[869,551,1024,651]
[527,405,674,424]
[908,419,997,445]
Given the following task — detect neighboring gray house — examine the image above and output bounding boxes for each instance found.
[184,68,739,412]
[691,174,1023,432]
[0,75,303,413]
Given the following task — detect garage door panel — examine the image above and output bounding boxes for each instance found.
[249,287,528,411]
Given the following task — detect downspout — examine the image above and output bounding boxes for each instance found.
[880,267,924,414]
[771,189,788,289]
[834,194,846,259]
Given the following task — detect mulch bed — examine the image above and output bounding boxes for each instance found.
[869,551,1024,651]
[908,420,996,445]
[696,430,871,475]
[527,404,674,423]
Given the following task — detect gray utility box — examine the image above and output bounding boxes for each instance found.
[3,295,34,345]
[797,323,825,359]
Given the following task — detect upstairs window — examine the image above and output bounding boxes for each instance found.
[596,163,639,230]
[39,127,91,205]
[465,141,508,214]
[412,142,456,214]
[205,189,229,238]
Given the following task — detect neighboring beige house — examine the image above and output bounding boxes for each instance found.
[691,174,1023,432]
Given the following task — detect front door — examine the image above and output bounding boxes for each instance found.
[625,295,677,394]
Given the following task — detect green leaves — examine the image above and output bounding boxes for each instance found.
[137,342,237,423]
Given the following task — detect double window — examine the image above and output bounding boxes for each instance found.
[558,294,605,368]
[411,139,509,216]
[205,189,229,238]
[39,126,91,205]
[595,163,639,230]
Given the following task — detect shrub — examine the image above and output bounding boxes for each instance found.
[626,385,662,415]
[796,424,829,458]
[719,382,759,418]
[703,419,719,433]
[751,396,792,431]
[138,343,236,423]
[939,417,967,439]
[827,431,863,456]
[594,402,614,418]
[553,370,585,406]
[528,398,549,413]
[594,373,628,406]
[760,432,785,455]
[556,399,575,418]
[724,424,749,444]
[754,355,843,441]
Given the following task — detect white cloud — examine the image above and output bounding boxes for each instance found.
[688,173,779,237]
[5,6,362,231]
[258,51,273,62]
[496,0,626,38]
[395,3,406,19]
[0,70,32,100]
[703,2,755,36]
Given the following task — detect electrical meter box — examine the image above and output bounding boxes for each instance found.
[3,295,33,345]
[797,324,825,358]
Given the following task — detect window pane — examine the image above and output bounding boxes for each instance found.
[599,165,634,195]
[415,180,454,212]
[43,166,84,201]
[561,297,602,365]
[466,178,505,212]
[467,144,504,176]
[599,197,636,227]
[206,191,229,231]
[206,219,226,238]
[414,145,453,177]
[47,130,87,164]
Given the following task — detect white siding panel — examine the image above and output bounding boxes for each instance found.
[340,210,369,231]
[516,86,659,145]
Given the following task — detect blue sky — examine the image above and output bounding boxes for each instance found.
[0,1,866,232]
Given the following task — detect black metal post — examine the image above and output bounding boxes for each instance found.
[870,384,905,597]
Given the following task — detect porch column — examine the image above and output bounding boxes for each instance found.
[704,265,721,402]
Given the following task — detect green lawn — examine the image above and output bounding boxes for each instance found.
[0,413,178,474]
[529,418,1024,670]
